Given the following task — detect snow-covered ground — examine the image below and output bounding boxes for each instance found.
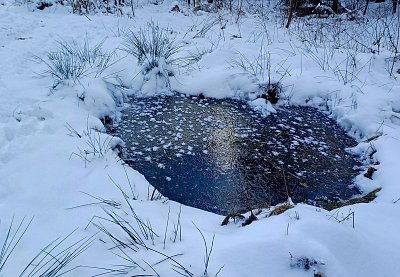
[0,1,399,276]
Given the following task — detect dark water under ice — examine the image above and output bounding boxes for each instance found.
[108,95,361,215]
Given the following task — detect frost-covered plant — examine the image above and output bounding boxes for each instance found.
[39,38,114,88]
[123,22,185,92]
[123,22,183,73]
[45,49,86,85]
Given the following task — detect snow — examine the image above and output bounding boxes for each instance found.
[249,98,277,116]
[0,1,400,276]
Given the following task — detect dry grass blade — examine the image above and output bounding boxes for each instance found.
[192,223,217,277]
[67,191,121,210]
[19,229,95,277]
[98,208,147,249]
[0,216,34,273]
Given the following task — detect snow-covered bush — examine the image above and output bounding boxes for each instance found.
[123,22,184,94]
[39,38,114,88]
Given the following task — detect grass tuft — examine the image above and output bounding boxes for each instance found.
[123,22,183,71]
[38,37,114,88]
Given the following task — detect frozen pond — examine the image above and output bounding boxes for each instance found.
[108,95,361,215]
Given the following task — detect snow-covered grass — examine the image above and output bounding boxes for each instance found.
[38,37,115,89]
[122,21,184,95]
[0,0,400,276]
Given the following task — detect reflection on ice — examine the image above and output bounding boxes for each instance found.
[108,95,361,215]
